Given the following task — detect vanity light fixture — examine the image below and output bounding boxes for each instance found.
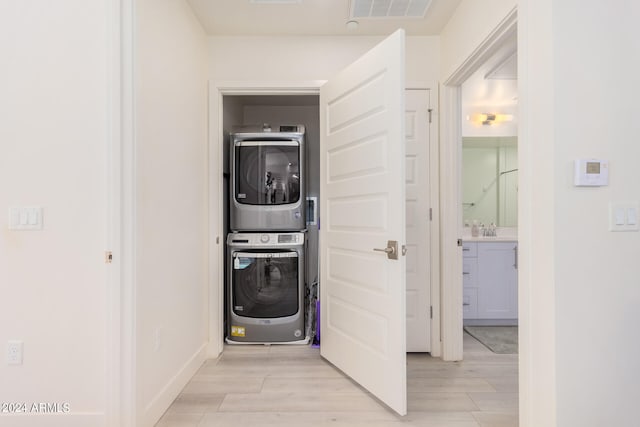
[467,113,514,126]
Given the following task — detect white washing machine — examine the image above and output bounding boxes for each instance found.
[226,232,307,344]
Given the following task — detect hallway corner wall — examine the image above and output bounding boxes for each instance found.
[135,0,210,425]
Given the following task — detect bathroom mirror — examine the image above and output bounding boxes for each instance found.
[462,136,518,227]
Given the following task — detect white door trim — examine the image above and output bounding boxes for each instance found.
[427,84,441,358]
[439,7,518,361]
[107,0,136,425]
[208,81,323,357]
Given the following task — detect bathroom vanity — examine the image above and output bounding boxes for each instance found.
[463,239,518,324]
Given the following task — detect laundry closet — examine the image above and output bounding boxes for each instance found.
[210,31,434,416]
[222,95,320,344]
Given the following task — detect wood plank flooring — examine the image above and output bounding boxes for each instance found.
[155,332,518,427]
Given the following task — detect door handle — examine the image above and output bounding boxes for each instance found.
[373,240,398,260]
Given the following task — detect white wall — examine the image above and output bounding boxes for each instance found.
[0,1,109,426]
[549,1,640,425]
[135,1,209,425]
[209,36,440,84]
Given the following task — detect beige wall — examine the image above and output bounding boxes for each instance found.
[546,1,640,425]
[0,1,109,425]
[209,35,440,84]
[135,0,209,425]
[518,0,557,418]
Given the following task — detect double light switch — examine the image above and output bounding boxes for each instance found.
[610,202,639,232]
[9,206,43,230]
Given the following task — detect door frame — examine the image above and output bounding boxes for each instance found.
[208,80,441,357]
[208,81,323,357]
[439,8,518,361]
[108,0,136,425]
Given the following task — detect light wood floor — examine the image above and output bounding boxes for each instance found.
[156,332,518,427]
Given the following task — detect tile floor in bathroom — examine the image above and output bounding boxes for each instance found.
[155,332,518,427]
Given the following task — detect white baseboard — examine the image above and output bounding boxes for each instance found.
[141,343,208,427]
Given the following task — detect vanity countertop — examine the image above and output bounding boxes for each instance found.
[463,236,518,243]
[463,227,517,243]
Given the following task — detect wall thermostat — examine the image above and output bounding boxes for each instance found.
[574,159,608,186]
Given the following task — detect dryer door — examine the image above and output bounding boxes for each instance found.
[234,140,301,206]
[231,251,299,318]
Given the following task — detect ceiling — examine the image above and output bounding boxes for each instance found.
[186,0,464,36]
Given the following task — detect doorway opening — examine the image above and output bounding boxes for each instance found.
[221,94,321,347]
[439,8,517,362]
[214,90,437,353]
[460,33,519,335]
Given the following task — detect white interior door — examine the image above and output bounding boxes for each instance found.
[405,89,431,352]
[319,29,407,416]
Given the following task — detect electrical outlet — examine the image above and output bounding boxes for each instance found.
[7,341,23,365]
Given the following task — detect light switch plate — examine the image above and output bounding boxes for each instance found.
[9,207,43,230]
[609,202,639,232]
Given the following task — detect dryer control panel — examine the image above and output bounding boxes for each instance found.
[228,232,304,247]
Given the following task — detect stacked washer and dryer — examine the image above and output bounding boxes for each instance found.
[226,124,308,344]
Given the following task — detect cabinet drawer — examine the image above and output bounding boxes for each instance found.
[462,258,478,287]
[462,242,477,257]
[463,288,478,319]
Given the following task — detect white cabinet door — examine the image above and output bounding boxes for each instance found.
[320,30,407,415]
[477,242,518,319]
[405,89,431,352]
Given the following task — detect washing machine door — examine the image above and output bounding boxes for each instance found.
[234,140,301,206]
[231,251,299,318]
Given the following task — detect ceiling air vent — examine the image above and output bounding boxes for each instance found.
[350,0,433,19]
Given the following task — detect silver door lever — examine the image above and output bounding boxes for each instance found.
[373,240,399,260]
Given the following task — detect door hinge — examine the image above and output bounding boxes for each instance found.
[105,251,113,264]
[429,207,433,221]
[430,306,433,319]
[428,108,433,124]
